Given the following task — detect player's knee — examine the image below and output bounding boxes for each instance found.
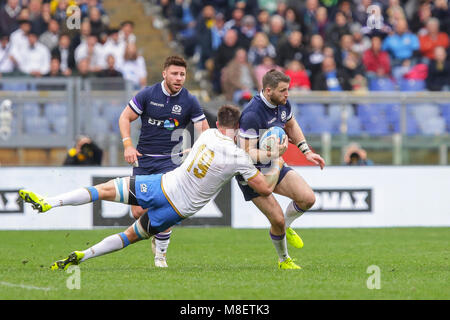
[131,206,147,219]
[271,213,285,231]
[296,191,316,211]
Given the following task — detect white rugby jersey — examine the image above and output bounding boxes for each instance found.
[161,129,259,217]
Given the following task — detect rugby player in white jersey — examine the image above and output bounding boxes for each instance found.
[19,105,300,270]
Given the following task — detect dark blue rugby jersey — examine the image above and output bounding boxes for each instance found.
[128,81,206,168]
[238,92,293,168]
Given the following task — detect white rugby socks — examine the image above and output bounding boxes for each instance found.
[46,188,94,208]
[270,232,289,262]
[81,233,128,262]
[154,231,171,255]
[284,201,305,227]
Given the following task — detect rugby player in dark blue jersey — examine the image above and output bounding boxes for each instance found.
[118,56,210,267]
[238,69,325,269]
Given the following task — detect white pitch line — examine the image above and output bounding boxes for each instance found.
[0,281,54,292]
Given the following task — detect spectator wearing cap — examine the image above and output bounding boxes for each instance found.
[0,34,15,75]
[39,19,60,51]
[51,33,76,75]
[0,0,21,36]
[13,30,51,77]
[419,18,449,61]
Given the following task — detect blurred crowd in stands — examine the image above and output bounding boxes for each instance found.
[158,0,450,103]
[0,0,147,89]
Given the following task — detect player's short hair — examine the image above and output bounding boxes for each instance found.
[163,55,187,70]
[262,69,290,90]
[217,105,241,128]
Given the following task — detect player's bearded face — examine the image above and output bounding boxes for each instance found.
[268,82,289,105]
[163,65,186,94]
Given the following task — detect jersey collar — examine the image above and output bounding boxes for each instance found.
[161,81,182,97]
[214,129,234,142]
[260,91,277,109]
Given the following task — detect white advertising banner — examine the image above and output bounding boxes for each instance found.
[231,166,450,228]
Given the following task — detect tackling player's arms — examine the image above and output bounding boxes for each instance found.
[239,135,288,164]
[246,157,284,196]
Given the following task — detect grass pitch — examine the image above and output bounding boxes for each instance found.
[0,227,448,300]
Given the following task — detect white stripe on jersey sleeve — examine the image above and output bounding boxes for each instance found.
[191,114,206,123]
[239,130,259,139]
[287,110,293,121]
[128,99,142,115]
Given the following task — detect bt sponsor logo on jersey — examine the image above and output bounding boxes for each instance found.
[0,190,24,214]
[309,189,372,213]
[148,117,180,130]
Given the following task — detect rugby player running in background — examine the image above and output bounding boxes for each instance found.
[238,69,325,269]
[19,105,285,270]
[118,56,210,267]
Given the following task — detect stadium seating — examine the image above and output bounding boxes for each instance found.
[369,77,396,91]
[399,79,426,92]
[24,116,51,135]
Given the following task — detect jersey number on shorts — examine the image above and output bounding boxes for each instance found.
[187,144,215,179]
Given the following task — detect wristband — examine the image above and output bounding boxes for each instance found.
[297,140,311,154]
[122,137,132,148]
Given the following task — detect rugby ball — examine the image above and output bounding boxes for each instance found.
[259,126,286,151]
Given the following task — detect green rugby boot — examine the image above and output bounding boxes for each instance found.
[18,190,52,213]
[278,257,301,270]
[286,227,304,249]
[50,251,84,271]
